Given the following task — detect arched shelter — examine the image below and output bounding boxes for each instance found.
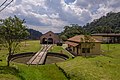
[40,31,60,44]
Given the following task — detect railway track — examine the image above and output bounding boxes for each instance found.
[27,44,52,65]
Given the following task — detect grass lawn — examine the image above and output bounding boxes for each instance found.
[0,40,67,80]
[49,44,73,58]
[0,40,120,80]
[57,44,120,80]
[101,44,120,59]
[16,40,41,53]
[0,40,41,65]
[12,64,67,80]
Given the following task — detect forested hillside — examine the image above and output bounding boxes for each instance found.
[60,12,120,40]
[27,29,42,40]
[84,12,120,33]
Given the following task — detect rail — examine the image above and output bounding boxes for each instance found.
[27,44,52,65]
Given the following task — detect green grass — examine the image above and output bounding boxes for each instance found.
[0,66,23,80]
[58,56,120,80]
[16,40,41,53]
[49,45,73,58]
[0,40,41,56]
[101,44,120,59]
[12,64,67,80]
[0,63,67,80]
[0,41,120,80]
[0,40,67,80]
[0,40,41,66]
[57,44,120,80]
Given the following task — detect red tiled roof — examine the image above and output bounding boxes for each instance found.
[67,35,101,43]
[65,41,79,47]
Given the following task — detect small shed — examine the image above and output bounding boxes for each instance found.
[65,35,101,56]
[40,31,60,44]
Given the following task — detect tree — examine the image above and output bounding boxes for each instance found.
[60,35,67,41]
[84,12,120,34]
[0,16,29,66]
[60,24,84,40]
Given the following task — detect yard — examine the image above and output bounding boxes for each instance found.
[0,41,67,80]
[0,41,120,80]
[48,44,73,58]
[0,40,68,80]
[58,44,120,80]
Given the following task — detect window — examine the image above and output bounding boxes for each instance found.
[49,34,51,36]
[82,48,90,53]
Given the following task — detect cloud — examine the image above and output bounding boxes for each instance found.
[0,0,120,33]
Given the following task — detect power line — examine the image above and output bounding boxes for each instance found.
[0,0,7,7]
[0,0,13,12]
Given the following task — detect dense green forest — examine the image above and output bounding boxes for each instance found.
[60,24,84,40]
[84,12,120,33]
[60,12,120,40]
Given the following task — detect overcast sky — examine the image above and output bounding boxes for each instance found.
[0,0,120,33]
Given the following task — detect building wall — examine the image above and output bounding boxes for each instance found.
[102,37,110,43]
[81,43,101,55]
[69,42,101,56]
[40,31,59,44]
[90,43,101,55]
[92,35,119,43]
[74,47,78,55]
[77,45,81,55]
[92,36,103,42]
